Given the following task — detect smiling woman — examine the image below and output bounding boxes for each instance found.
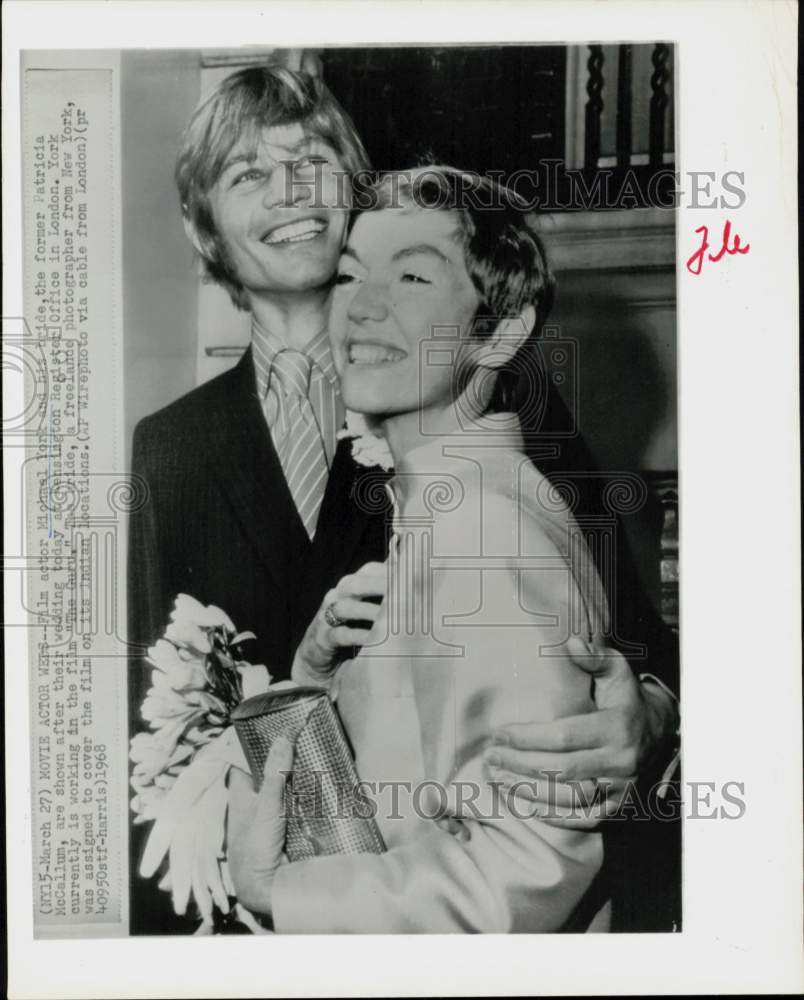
[329,166,554,457]
[330,207,482,455]
[226,167,612,934]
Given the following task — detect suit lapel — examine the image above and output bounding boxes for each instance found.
[205,349,310,595]
[294,438,393,634]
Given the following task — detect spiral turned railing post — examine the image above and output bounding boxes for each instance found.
[616,43,633,169]
[649,42,671,167]
[584,44,605,169]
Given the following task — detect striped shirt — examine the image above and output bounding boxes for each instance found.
[251,319,344,468]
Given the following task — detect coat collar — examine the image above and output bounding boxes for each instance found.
[292,436,393,637]
[205,349,391,624]
[204,348,310,594]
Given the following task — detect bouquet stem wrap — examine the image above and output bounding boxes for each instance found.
[231,687,385,861]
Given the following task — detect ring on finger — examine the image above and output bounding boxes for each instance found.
[324,602,345,628]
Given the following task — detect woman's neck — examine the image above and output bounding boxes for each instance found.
[381,372,495,465]
[381,406,455,465]
[249,287,331,352]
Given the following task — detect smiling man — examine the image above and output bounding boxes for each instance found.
[129,69,375,678]
[128,65,679,933]
[127,67,387,932]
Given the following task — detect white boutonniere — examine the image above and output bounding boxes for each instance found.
[337,410,394,471]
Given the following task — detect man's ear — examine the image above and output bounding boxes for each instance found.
[182,214,216,262]
[474,305,536,370]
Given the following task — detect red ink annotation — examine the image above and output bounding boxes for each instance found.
[686,220,750,276]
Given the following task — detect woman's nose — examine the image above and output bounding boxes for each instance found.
[348,282,389,323]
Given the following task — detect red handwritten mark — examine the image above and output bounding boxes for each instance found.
[686,219,750,276]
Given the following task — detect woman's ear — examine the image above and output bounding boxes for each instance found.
[475,305,537,370]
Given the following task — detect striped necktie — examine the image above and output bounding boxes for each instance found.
[264,349,329,540]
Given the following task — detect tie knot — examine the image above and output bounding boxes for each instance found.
[270,349,313,398]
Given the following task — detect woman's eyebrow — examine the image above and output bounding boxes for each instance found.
[391,244,451,265]
[340,245,364,265]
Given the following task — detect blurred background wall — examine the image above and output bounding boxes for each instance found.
[121,50,201,442]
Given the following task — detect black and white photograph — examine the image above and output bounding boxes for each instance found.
[4,1,801,997]
[120,41,682,938]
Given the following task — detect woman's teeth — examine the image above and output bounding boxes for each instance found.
[263,220,326,245]
[348,343,406,365]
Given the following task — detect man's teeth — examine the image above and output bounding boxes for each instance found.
[348,343,406,365]
[263,220,326,245]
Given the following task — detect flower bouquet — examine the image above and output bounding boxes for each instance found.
[130,594,280,934]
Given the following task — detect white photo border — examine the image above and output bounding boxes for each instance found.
[3,1,801,996]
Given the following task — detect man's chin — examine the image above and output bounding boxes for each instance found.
[269,267,338,295]
[254,246,340,292]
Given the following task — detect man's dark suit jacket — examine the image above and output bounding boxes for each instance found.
[128,348,680,934]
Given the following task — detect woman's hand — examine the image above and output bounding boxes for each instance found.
[226,737,294,921]
[292,561,387,685]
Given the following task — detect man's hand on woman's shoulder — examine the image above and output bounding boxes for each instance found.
[483,637,679,830]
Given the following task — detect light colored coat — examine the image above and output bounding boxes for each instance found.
[275,418,610,932]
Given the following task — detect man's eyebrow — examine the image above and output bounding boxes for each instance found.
[276,136,316,159]
[219,138,313,175]
[391,244,452,265]
[220,152,257,174]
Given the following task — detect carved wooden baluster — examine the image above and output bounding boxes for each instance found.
[584,44,604,169]
[658,483,679,630]
[649,43,671,168]
[616,44,633,169]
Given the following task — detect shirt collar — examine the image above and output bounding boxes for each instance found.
[251,318,339,397]
[395,412,524,472]
[306,328,339,387]
[389,412,524,507]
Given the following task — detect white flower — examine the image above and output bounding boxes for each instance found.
[154,771,180,790]
[337,410,394,471]
[139,689,179,725]
[130,765,187,823]
[147,639,207,692]
[171,594,236,633]
[130,727,195,784]
[139,731,242,921]
[238,663,273,699]
[164,618,212,653]
[183,690,227,716]
[131,783,170,825]
[184,724,225,747]
[232,901,273,935]
[163,595,238,653]
[140,685,199,727]
[132,596,285,929]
